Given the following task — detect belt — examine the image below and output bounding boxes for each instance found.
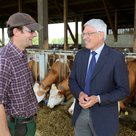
[7,114,37,124]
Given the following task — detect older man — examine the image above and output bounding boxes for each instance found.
[69,19,129,136]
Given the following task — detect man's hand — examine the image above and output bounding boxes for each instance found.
[78,91,89,105]
[79,95,99,109]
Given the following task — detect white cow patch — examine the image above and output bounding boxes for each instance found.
[68,98,76,115]
[47,84,64,108]
[33,82,45,103]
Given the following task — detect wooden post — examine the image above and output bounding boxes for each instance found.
[102,0,117,41]
[18,0,22,12]
[133,0,136,52]
[64,0,68,50]
[114,9,118,42]
[75,17,78,48]
[38,0,48,49]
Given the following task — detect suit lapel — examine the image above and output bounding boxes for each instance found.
[91,45,110,80]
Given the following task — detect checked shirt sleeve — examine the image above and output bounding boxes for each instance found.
[0,57,12,104]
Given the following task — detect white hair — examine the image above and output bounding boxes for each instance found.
[84,19,107,40]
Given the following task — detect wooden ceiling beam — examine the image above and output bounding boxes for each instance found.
[102,0,117,41]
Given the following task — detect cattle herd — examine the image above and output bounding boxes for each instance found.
[27,51,136,115]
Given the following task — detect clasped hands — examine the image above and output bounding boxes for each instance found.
[78,91,99,109]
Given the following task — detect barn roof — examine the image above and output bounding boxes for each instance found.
[0,0,134,28]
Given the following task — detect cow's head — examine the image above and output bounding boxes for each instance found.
[47,84,64,108]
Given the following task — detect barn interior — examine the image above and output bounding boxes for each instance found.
[0,0,136,136]
[0,0,135,50]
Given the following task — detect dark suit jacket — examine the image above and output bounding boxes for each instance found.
[69,45,129,136]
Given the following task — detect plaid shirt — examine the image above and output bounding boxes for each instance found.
[0,41,38,118]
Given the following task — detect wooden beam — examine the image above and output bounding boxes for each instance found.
[69,0,95,5]
[54,0,63,16]
[102,0,117,41]
[67,24,76,44]
[64,0,68,50]
[75,17,78,48]
[114,9,117,42]
[38,0,48,49]
[133,0,136,52]
[0,0,35,9]
[18,0,23,12]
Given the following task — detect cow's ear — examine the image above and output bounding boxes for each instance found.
[58,90,64,95]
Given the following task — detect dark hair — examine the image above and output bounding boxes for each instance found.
[7,26,23,38]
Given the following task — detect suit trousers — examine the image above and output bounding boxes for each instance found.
[74,109,97,136]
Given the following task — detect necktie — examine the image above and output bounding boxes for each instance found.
[84,51,97,95]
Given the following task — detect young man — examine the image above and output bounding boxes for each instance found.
[69,19,129,136]
[0,12,42,136]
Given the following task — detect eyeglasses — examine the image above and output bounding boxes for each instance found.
[23,29,35,33]
[82,32,98,37]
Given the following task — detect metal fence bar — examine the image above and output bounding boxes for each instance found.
[39,53,46,82]
[27,49,78,82]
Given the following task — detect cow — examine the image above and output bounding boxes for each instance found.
[126,59,136,104]
[32,57,72,103]
[120,58,136,110]
[47,78,73,108]
[38,58,69,94]
[117,57,136,113]
[47,84,65,108]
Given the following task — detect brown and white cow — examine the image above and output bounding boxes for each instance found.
[47,84,65,108]
[120,58,136,110]
[38,58,70,94]
[47,78,73,108]
[33,57,72,103]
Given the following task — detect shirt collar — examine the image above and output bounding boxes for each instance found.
[8,41,26,58]
[90,43,104,55]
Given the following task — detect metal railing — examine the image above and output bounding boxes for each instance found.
[27,48,78,82]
